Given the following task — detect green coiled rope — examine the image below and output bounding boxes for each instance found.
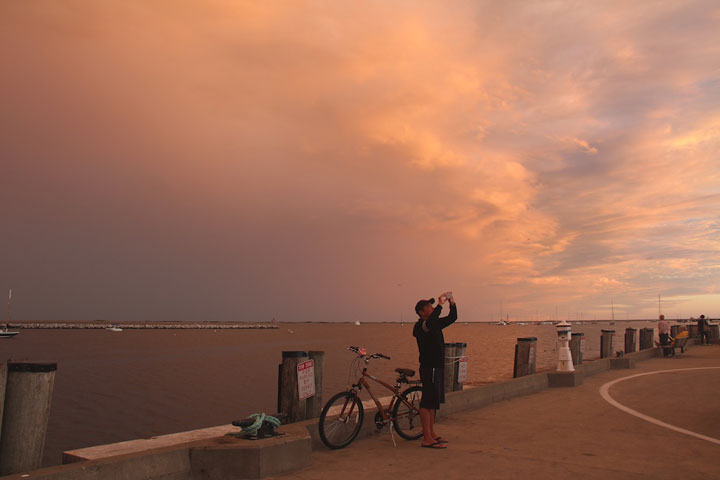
[240,413,281,436]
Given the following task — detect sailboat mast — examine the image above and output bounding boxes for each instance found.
[5,289,11,324]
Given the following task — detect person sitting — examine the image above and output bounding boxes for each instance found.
[657,315,672,356]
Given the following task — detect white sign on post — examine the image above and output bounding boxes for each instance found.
[297,359,315,400]
[457,356,468,383]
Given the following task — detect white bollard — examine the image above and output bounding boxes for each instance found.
[556,321,574,372]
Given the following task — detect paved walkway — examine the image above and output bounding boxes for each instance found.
[279,345,720,479]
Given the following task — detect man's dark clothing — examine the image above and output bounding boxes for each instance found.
[413,304,458,409]
[698,317,710,344]
[414,304,458,368]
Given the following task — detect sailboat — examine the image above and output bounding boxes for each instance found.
[1,290,19,339]
[354,320,361,326]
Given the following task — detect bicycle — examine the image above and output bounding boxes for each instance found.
[318,346,424,449]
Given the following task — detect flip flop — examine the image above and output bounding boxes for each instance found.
[435,436,448,443]
[421,441,447,449]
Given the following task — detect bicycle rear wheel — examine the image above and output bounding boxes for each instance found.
[392,386,423,440]
[318,391,364,449]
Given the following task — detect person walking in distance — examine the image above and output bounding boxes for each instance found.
[413,292,457,449]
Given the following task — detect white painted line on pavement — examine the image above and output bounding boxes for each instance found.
[599,367,720,446]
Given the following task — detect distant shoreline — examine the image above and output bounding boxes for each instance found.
[5,318,701,330]
[7,322,280,330]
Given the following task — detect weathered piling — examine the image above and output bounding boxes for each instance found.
[670,325,682,338]
[0,362,6,445]
[305,351,325,419]
[453,342,467,391]
[277,351,309,424]
[513,337,537,378]
[443,343,456,393]
[708,324,719,342]
[639,328,654,350]
[570,333,584,366]
[687,324,698,338]
[624,328,637,353]
[0,362,57,476]
[600,330,615,359]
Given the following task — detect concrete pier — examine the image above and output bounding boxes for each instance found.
[4,342,719,480]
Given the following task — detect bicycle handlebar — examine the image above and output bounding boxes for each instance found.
[347,346,390,360]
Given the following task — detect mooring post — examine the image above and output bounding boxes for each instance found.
[0,362,7,446]
[278,351,309,424]
[0,362,57,476]
[513,337,537,378]
[453,342,467,391]
[624,328,637,353]
[305,350,325,419]
[708,324,719,343]
[670,325,681,338]
[600,330,615,358]
[639,327,654,350]
[443,343,456,393]
[570,332,584,365]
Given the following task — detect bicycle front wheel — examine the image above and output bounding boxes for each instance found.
[318,391,364,449]
[392,386,423,440]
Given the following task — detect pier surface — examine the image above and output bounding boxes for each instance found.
[282,345,720,480]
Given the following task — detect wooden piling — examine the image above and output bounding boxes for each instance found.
[443,343,456,393]
[600,330,615,359]
[670,325,681,338]
[0,362,6,446]
[639,328,654,350]
[570,333,583,365]
[453,342,467,391]
[278,351,308,424]
[513,337,537,378]
[0,362,57,476]
[305,351,325,419]
[709,324,719,343]
[624,328,637,353]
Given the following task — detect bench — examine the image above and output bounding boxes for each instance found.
[662,332,689,356]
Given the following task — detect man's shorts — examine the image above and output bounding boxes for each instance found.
[419,366,445,410]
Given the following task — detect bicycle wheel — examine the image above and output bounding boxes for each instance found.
[318,391,364,449]
[392,386,423,440]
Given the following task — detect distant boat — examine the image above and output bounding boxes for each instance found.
[0,327,19,339]
[354,321,361,326]
[496,320,508,326]
[106,326,123,332]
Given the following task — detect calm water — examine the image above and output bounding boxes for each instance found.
[1,321,658,466]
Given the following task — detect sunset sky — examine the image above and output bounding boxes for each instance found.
[1,1,719,322]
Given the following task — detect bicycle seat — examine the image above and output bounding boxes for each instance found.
[395,368,415,377]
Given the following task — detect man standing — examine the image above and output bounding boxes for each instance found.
[698,314,710,344]
[413,291,457,449]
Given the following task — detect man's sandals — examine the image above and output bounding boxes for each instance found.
[421,437,448,449]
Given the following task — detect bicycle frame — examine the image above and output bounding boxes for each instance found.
[348,366,420,423]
